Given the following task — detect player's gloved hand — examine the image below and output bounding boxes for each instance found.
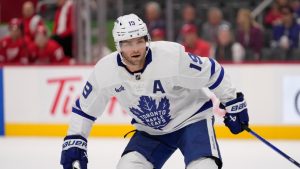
[221,92,249,134]
[60,135,88,169]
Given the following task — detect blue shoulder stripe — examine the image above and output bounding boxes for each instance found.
[208,67,224,90]
[209,58,216,78]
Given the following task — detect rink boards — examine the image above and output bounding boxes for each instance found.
[0,64,300,139]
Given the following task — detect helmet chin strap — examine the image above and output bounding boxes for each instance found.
[119,52,128,66]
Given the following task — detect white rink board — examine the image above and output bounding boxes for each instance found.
[3,66,131,124]
[223,64,300,124]
[3,64,300,125]
[283,76,300,123]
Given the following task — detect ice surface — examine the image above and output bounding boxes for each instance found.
[0,137,299,169]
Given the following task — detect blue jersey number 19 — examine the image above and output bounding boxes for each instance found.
[188,53,202,71]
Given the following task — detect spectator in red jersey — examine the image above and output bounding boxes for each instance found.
[151,28,165,41]
[181,23,212,57]
[264,2,283,28]
[28,25,70,64]
[176,3,202,42]
[0,18,29,64]
[52,0,74,58]
[22,1,44,41]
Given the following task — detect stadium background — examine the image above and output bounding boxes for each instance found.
[0,0,300,140]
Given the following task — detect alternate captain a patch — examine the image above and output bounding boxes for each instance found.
[129,96,171,130]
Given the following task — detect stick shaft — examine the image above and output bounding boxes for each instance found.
[244,126,300,168]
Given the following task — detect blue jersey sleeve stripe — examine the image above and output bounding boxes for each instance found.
[173,100,213,129]
[75,99,81,110]
[209,58,216,78]
[208,67,224,90]
[225,92,244,106]
[72,107,97,121]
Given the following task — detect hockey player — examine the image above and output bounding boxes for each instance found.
[60,14,249,169]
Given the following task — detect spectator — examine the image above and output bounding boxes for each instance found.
[28,25,69,64]
[201,7,230,45]
[144,1,165,34]
[176,3,202,42]
[0,18,29,64]
[213,25,245,63]
[290,0,300,22]
[264,2,283,28]
[52,0,74,58]
[151,28,165,41]
[22,1,44,41]
[272,6,300,51]
[277,0,289,8]
[236,8,264,60]
[181,23,212,57]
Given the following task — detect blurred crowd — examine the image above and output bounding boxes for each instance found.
[147,0,300,62]
[1,0,300,65]
[0,0,74,65]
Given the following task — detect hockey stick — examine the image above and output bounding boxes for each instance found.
[243,125,300,168]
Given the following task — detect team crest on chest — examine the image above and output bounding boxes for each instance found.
[129,96,171,130]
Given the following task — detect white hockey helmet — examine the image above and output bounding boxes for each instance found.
[112,13,150,51]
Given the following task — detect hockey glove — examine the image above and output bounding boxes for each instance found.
[222,92,249,134]
[60,135,88,169]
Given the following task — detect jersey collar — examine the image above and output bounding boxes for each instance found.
[117,47,152,75]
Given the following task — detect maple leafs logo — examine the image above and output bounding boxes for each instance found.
[130,96,171,130]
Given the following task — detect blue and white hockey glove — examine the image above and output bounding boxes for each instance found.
[222,92,249,134]
[60,135,88,169]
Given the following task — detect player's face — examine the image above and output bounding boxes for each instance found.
[120,37,147,69]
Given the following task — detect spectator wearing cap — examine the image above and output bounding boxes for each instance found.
[151,28,165,41]
[28,25,70,64]
[52,0,74,58]
[236,8,264,60]
[144,1,166,35]
[272,6,300,50]
[181,23,212,57]
[0,18,29,64]
[22,1,44,41]
[201,7,230,45]
[175,3,202,42]
[213,25,245,63]
[264,2,283,28]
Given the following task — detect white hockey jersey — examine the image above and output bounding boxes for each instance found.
[68,41,237,137]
